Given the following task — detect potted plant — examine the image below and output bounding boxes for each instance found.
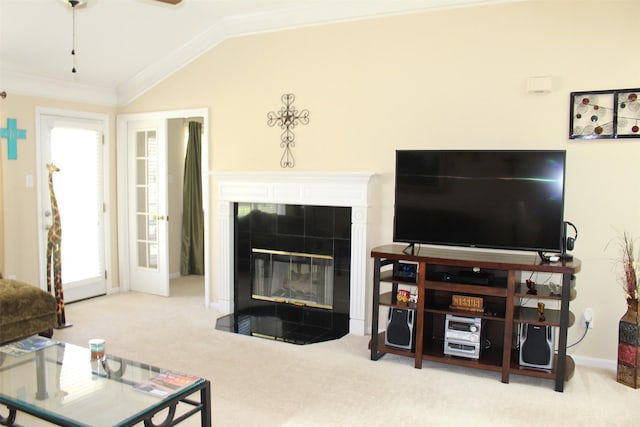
[616,232,640,388]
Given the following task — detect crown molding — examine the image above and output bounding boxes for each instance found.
[2,69,118,107]
[115,3,437,106]
[115,18,232,106]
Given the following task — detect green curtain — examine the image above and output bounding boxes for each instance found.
[180,121,204,275]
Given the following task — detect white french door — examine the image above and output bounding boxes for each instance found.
[38,110,108,302]
[125,119,170,296]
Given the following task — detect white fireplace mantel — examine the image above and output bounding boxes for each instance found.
[212,171,375,336]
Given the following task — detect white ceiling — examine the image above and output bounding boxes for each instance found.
[0,0,518,106]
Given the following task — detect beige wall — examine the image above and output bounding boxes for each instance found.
[0,144,4,275]
[3,1,640,361]
[167,118,185,276]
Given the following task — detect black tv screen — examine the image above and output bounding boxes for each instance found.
[393,150,566,253]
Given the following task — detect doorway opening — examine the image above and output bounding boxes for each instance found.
[116,109,209,304]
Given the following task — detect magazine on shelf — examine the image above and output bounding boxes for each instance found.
[133,370,200,397]
[0,336,59,356]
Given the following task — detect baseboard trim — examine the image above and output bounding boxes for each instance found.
[572,354,617,371]
[209,302,229,314]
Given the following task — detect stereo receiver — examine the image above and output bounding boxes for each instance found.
[444,314,483,359]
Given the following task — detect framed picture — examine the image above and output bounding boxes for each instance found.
[570,88,640,140]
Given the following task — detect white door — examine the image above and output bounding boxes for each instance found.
[126,119,170,296]
[39,112,108,302]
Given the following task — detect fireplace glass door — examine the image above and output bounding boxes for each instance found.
[251,249,334,309]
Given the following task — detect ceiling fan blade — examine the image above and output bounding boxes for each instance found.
[154,0,183,4]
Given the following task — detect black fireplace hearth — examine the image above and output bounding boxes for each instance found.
[215,202,351,344]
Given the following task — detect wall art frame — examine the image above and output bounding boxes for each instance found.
[570,88,640,140]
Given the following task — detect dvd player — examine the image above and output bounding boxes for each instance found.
[428,270,493,286]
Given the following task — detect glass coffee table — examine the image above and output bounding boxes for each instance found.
[0,340,211,426]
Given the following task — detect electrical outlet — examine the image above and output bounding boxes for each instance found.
[582,307,594,329]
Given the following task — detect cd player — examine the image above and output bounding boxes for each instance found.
[444,314,483,359]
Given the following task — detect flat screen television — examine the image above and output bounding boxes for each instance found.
[393,149,566,254]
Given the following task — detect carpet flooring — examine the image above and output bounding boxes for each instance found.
[14,276,640,426]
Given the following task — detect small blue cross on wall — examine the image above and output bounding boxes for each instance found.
[0,118,27,160]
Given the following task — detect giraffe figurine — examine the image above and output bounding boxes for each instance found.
[46,163,70,328]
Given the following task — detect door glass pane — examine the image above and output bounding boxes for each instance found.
[149,243,158,269]
[136,188,147,212]
[135,130,159,270]
[50,127,103,283]
[137,242,148,267]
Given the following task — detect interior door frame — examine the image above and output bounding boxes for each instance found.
[35,106,112,297]
[116,108,210,305]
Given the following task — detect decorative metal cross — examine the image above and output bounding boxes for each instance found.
[0,118,27,160]
[267,93,310,168]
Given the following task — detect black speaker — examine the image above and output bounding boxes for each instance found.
[385,308,415,350]
[519,323,554,369]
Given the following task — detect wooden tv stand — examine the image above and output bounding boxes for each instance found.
[370,244,581,392]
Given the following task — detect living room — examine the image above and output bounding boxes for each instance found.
[1,0,640,424]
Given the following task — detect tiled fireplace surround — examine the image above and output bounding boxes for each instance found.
[214,172,375,338]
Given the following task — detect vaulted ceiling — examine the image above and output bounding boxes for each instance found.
[0,0,518,106]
